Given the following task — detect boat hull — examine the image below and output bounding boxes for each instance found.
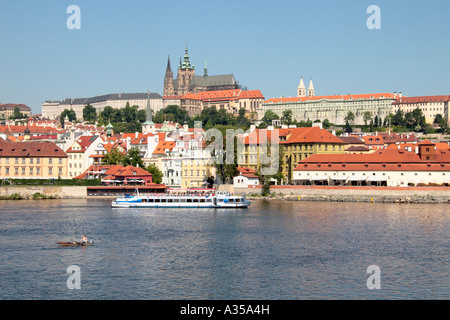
[111,191,251,209]
[56,241,94,247]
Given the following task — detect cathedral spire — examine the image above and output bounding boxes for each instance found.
[203,57,208,77]
[166,55,172,72]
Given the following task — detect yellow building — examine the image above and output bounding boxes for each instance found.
[0,140,68,179]
[181,157,215,188]
[238,127,345,183]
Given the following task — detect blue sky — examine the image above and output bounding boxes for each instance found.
[1,0,449,114]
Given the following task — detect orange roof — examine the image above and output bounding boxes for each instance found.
[181,89,264,102]
[0,125,64,135]
[362,135,384,145]
[0,140,67,158]
[237,167,256,174]
[265,93,396,104]
[74,165,152,179]
[152,141,175,155]
[241,127,345,145]
[294,147,450,172]
[393,95,450,105]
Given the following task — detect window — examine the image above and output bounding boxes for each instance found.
[37,168,40,175]
[22,158,26,164]
[49,168,53,175]
[30,168,33,175]
[22,167,25,175]
[49,158,53,164]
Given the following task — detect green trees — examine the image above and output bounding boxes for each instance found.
[103,148,125,165]
[154,105,188,124]
[123,147,144,168]
[146,163,163,184]
[10,106,26,120]
[433,114,448,133]
[82,104,97,123]
[60,109,77,126]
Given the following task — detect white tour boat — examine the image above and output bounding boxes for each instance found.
[111,188,250,209]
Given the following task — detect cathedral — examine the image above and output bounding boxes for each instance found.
[163,45,241,97]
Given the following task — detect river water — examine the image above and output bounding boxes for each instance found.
[0,199,448,300]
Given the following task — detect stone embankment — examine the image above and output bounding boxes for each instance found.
[221,185,450,204]
[0,186,87,200]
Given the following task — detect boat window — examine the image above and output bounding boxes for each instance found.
[193,199,199,202]
[200,199,205,203]
[187,199,192,203]
[206,199,212,202]
[168,198,173,202]
[155,199,160,202]
[218,199,224,202]
[161,199,166,203]
[174,199,179,203]
[148,198,154,202]
[236,198,240,202]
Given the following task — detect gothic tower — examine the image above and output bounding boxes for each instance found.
[177,44,195,96]
[297,77,306,97]
[308,78,315,97]
[163,56,175,96]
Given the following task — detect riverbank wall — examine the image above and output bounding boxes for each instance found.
[0,186,87,199]
[1,185,449,203]
[219,185,450,204]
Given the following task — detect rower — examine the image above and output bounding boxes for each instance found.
[81,235,88,243]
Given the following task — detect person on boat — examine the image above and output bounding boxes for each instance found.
[81,235,88,243]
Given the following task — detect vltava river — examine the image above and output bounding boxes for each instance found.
[0,199,448,299]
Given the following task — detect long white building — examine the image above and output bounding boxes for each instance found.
[42,92,164,120]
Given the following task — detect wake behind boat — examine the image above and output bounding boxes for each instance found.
[111,188,250,209]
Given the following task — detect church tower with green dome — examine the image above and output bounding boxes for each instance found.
[177,43,195,96]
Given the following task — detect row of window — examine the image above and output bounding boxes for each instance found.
[0,166,63,176]
[297,172,446,176]
[142,198,213,203]
[0,158,63,165]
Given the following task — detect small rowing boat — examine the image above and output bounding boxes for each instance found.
[56,241,94,247]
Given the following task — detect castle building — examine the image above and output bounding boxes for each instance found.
[392,95,450,124]
[163,45,241,97]
[259,76,396,125]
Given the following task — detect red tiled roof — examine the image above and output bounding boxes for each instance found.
[0,125,64,135]
[392,95,450,105]
[237,167,256,174]
[266,93,396,104]
[182,89,264,102]
[294,147,450,172]
[152,141,175,155]
[0,140,67,157]
[241,127,345,145]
